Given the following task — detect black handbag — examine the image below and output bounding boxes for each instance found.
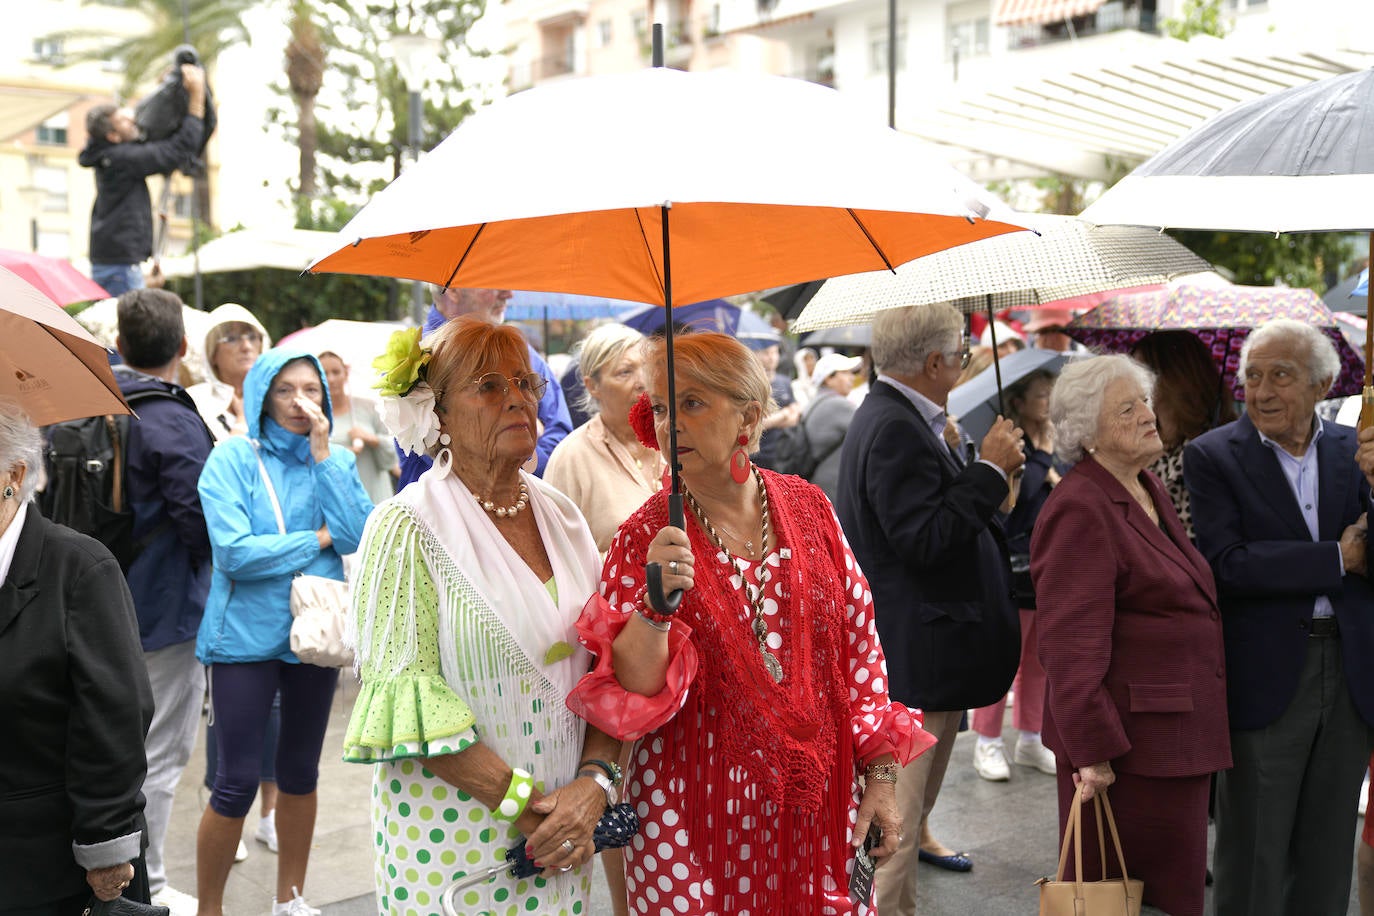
[83,896,169,916]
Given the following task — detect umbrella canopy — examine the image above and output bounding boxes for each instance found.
[948,347,1079,443]
[1078,68,1374,234]
[791,214,1210,331]
[160,228,340,278]
[308,67,1026,304]
[1323,270,1369,316]
[736,310,781,350]
[0,248,109,305]
[0,267,130,425]
[618,299,740,335]
[1066,279,1364,399]
[802,324,872,349]
[505,291,650,321]
[275,319,408,389]
[761,280,826,322]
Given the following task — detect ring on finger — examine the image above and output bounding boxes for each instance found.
[559,865,573,873]
[669,560,678,573]
[561,838,574,853]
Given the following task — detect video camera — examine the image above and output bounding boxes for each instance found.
[134,45,218,177]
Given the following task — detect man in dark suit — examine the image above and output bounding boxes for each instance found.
[835,302,1024,915]
[1185,318,1374,916]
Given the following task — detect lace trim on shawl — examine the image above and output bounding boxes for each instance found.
[350,500,585,783]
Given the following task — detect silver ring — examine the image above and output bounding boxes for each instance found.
[559,865,573,872]
[561,839,574,853]
[669,560,679,573]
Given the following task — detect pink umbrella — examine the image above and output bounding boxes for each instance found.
[0,248,109,305]
[1066,278,1364,399]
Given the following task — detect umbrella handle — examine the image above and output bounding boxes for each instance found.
[645,494,686,614]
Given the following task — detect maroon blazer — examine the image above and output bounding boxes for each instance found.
[1030,457,1231,778]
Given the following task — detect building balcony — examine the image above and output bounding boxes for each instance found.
[1005,1,1158,50]
[508,54,578,91]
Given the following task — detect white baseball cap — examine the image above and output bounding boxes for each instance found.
[811,352,863,388]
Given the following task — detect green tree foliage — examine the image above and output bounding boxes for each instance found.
[1165,230,1359,294]
[1163,0,1228,40]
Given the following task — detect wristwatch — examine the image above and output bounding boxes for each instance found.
[578,768,619,806]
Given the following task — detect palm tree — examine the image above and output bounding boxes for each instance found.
[284,0,325,201]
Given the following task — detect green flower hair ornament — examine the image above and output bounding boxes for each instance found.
[373,327,432,398]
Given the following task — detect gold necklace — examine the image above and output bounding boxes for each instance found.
[684,467,782,683]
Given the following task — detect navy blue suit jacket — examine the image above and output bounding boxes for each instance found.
[1184,413,1374,730]
[835,380,1020,711]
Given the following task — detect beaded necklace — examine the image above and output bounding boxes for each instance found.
[683,466,782,683]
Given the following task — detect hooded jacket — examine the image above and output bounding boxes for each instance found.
[187,303,273,443]
[195,349,373,664]
[78,113,202,265]
[115,365,215,651]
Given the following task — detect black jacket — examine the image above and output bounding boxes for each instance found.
[834,380,1020,711]
[0,508,153,906]
[78,114,202,265]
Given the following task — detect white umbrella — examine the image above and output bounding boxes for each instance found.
[791,214,1210,331]
[161,228,340,279]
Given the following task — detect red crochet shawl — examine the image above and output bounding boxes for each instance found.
[615,469,857,911]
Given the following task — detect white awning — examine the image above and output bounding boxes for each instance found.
[903,31,1374,182]
[0,85,86,142]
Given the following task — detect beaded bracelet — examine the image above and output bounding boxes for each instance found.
[637,590,675,629]
[864,762,899,784]
[493,767,534,821]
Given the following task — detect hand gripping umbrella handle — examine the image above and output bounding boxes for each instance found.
[645,493,686,614]
[440,803,640,914]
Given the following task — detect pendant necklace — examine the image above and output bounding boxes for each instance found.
[684,467,783,683]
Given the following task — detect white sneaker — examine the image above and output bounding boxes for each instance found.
[1361,772,1370,818]
[151,886,199,916]
[234,838,249,863]
[972,740,1011,781]
[272,888,321,916]
[1014,734,1058,775]
[256,810,279,853]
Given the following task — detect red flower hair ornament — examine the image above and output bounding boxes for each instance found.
[629,393,660,450]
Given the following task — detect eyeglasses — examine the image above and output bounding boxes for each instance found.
[216,331,262,347]
[946,340,972,370]
[466,371,548,403]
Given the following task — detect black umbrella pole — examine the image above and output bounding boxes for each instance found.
[986,296,1005,417]
[646,203,684,615]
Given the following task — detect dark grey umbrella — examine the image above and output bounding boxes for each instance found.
[1324,271,1369,317]
[948,347,1078,444]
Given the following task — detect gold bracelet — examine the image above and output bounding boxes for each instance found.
[864,762,899,783]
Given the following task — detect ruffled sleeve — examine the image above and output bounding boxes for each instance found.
[344,502,479,763]
[565,593,698,739]
[833,510,937,766]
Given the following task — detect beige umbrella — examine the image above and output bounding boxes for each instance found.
[0,266,130,425]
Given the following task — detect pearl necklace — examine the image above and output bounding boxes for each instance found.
[475,482,530,518]
[684,467,782,683]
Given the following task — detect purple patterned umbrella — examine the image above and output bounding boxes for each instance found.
[1066,279,1365,399]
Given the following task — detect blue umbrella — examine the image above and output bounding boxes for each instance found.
[947,347,1079,443]
[736,309,781,349]
[1356,269,1369,298]
[618,299,739,334]
[505,290,650,321]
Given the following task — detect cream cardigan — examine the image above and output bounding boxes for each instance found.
[543,414,665,554]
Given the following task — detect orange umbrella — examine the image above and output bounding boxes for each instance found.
[0,266,129,425]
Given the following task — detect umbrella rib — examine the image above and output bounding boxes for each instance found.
[632,208,667,301]
[442,223,488,290]
[845,210,896,273]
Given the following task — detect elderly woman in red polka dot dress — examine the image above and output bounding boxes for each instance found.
[568,333,933,915]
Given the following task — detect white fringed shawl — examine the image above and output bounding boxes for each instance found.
[351,466,599,784]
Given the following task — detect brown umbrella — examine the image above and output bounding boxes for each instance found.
[0,266,130,425]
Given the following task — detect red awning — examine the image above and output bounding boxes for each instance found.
[994,0,1106,26]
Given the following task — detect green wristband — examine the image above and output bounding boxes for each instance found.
[494,767,534,822]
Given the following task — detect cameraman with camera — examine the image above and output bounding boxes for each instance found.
[79,63,205,296]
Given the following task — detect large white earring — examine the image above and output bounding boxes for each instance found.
[434,446,453,480]
[439,432,452,446]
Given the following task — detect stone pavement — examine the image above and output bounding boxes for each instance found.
[163,683,1361,915]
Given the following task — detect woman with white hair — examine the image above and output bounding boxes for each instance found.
[0,400,157,914]
[544,324,665,554]
[1031,355,1231,916]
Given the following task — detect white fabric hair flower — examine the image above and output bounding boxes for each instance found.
[378,382,442,458]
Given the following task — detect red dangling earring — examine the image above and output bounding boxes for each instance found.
[730,433,751,484]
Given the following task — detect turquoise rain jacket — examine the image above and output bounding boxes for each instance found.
[196,349,373,664]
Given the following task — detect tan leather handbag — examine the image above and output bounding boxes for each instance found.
[1037,784,1143,916]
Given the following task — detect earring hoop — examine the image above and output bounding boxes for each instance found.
[434,447,454,480]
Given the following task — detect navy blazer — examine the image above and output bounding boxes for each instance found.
[1184,414,1374,730]
[835,380,1020,711]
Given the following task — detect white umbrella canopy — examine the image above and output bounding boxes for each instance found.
[308,66,1029,305]
[791,214,1211,331]
[0,267,130,426]
[275,319,407,393]
[162,228,340,278]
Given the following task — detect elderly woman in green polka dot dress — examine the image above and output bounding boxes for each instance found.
[345,317,621,916]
